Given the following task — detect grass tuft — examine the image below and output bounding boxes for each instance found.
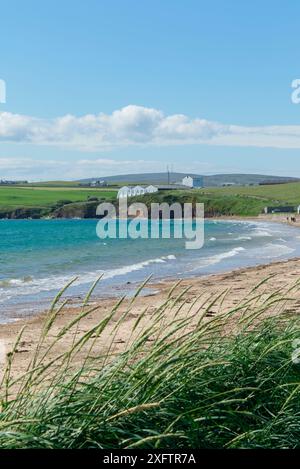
[0,278,300,448]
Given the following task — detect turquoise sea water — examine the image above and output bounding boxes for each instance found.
[0,219,299,322]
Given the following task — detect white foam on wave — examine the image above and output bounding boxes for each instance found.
[0,254,177,303]
[232,236,252,241]
[196,247,245,269]
[209,237,217,241]
[251,228,272,237]
[257,243,295,259]
[103,257,167,280]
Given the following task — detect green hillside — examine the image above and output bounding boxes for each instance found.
[1,181,300,218]
[131,190,266,217]
[130,182,300,217]
[0,186,117,218]
[0,187,116,207]
[198,182,300,205]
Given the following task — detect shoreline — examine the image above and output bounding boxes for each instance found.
[1,214,296,319]
[212,213,300,227]
[2,254,300,377]
[1,214,300,375]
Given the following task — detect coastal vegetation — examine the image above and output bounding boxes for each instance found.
[135,191,267,217]
[198,181,300,205]
[1,279,300,448]
[0,186,117,218]
[121,180,300,217]
[1,181,300,218]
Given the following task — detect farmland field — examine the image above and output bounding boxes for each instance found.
[144,182,300,216]
[198,182,300,205]
[1,181,300,218]
[0,186,117,208]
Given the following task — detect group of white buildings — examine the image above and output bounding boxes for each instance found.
[117,185,158,199]
[117,176,203,199]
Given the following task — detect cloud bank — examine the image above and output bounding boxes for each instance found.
[1,105,300,150]
[0,157,168,180]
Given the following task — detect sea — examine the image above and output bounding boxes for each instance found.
[0,218,299,322]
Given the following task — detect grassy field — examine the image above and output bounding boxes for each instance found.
[27,181,118,188]
[0,186,117,208]
[198,182,300,205]
[132,189,270,216]
[26,181,82,187]
[129,182,300,217]
[1,279,300,448]
[1,181,300,217]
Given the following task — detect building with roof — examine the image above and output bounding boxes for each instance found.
[117,186,131,199]
[145,185,159,194]
[182,176,203,188]
[131,185,146,196]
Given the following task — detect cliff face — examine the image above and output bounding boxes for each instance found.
[54,201,100,218]
[0,207,49,219]
[0,199,113,219]
[0,201,103,219]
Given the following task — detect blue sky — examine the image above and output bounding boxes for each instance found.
[1,0,300,180]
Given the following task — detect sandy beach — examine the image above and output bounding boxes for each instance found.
[2,233,300,384]
[216,213,300,227]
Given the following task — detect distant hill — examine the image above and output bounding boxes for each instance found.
[79,172,197,185]
[203,174,300,186]
[78,172,300,187]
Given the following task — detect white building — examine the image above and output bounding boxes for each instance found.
[117,185,146,198]
[90,179,107,187]
[117,184,159,199]
[182,176,194,188]
[132,185,146,196]
[145,185,158,194]
[182,176,203,188]
[117,186,131,199]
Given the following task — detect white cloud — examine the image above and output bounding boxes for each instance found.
[0,156,164,180]
[1,104,300,150]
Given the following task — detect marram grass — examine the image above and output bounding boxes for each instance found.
[1,277,300,449]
